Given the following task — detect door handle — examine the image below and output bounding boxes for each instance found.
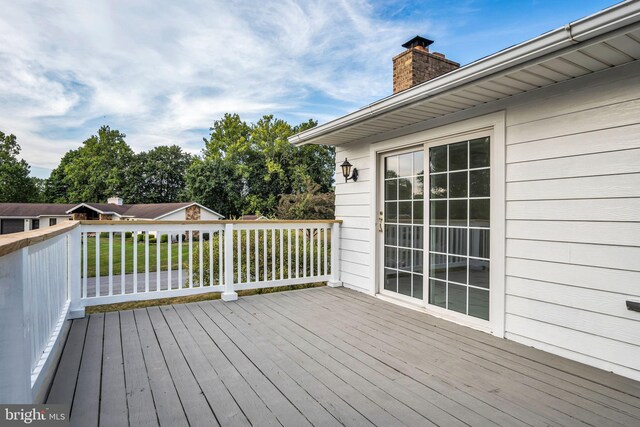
[378,211,384,232]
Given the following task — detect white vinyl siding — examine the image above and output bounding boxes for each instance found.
[503,60,640,380]
[335,141,373,294]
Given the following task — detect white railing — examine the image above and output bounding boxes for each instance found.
[0,221,79,403]
[78,220,341,306]
[0,219,341,403]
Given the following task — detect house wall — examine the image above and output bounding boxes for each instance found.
[159,206,221,221]
[335,142,374,294]
[333,59,640,380]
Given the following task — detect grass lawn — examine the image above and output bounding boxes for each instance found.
[85,282,326,314]
[85,237,189,278]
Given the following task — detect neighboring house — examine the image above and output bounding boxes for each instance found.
[0,203,75,235]
[239,214,269,220]
[0,197,224,235]
[291,2,640,381]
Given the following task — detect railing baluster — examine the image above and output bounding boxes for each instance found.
[317,227,321,277]
[287,228,291,279]
[82,232,87,298]
[133,231,138,294]
[108,232,113,296]
[209,230,214,286]
[218,230,223,285]
[279,228,284,280]
[296,228,300,278]
[121,232,125,294]
[145,232,149,293]
[156,232,161,291]
[188,230,193,288]
[237,229,241,284]
[178,233,183,288]
[254,229,259,282]
[168,232,172,290]
[263,229,267,281]
[199,231,204,287]
[96,233,100,297]
[309,228,315,277]
[324,227,328,276]
[303,229,307,278]
[246,228,250,283]
[271,228,275,281]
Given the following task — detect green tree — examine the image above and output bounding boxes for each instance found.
[276,179,335,220]
[0,131,39,202]
[184,157,244,217]
[44,149,79,203]
[45,126,135,203]
[128,145,194,203]
[186,114,335,218]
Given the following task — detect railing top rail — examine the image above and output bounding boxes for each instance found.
[79,219,343,225]
[0,221,79,257]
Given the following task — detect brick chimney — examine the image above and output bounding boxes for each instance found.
[393,36,460,94]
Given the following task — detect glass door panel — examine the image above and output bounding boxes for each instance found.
[383,150,424,299]
[428,137,490,320]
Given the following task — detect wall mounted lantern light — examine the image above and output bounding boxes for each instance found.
[340,158,358,182]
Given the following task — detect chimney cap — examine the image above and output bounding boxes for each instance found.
[402,35,434,50]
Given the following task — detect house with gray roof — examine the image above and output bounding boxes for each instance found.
[0,197,223,235]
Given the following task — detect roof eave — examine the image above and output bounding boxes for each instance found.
[290,0,640,146]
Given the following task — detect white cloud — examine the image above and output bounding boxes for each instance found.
[0,0,433,172]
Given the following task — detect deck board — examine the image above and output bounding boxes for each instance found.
[212,299,386,426]
[259,291,544,426]
[145,307,219,427]
[71,313,104,427]
[234,296,458,426]
[318,287,640,416]
[160,305,250,427]
[294,288,638,426]
[196,301,337,427]
[119,310,158,427]
[185,302,311,426]
[132,308,188,427]
[48,287,640,426]
[171,304,281,427]
[99,312,128,427]
[47,317,88,405]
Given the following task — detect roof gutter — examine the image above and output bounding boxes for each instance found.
[290,0,640,145]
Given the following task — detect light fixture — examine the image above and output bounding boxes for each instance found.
[340,158,358,182]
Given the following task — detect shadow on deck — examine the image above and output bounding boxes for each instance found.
[46,287,640,426]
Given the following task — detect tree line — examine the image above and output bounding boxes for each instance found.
[0,114,335,218]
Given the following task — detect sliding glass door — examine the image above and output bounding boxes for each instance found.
[381,149,425,300]
[427,137,491,320]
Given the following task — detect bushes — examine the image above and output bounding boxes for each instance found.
[136,232,157,243]
[190,228,331,286]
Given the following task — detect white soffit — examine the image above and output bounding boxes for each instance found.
[290,1,640,147]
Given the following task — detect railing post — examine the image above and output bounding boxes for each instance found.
[222,223,238,301]
[328,222,342,287]
[68,225,84,318]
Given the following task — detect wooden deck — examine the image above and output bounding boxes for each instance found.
[47,287,640,427]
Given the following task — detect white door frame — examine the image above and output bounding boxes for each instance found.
[370,111,506,336]
[376,145,426,304]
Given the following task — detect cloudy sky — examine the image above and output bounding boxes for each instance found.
[0,0,616,178]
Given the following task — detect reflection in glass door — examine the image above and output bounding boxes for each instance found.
[428,137,490,320]
[383,150,424,299]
